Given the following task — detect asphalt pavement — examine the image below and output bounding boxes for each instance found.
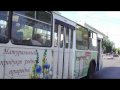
[92,55,120,79]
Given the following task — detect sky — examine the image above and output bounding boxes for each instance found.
[59,11,120,48]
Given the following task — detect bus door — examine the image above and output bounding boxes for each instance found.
[54,20,74,79]
[97,38,102,71]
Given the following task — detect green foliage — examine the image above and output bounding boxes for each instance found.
[18,25,33,40]
[113,47,117,53]
[102,39,114,53]
[113,48,120,54]
[22,25,33,39]
[117,48,120,54]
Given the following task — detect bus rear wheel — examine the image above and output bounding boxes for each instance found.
[87,61,96,79]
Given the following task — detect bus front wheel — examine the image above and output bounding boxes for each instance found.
[87,61,96,79]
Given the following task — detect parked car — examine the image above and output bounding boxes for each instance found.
[113,54,119,57]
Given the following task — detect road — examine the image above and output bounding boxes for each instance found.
[92,55,120,79]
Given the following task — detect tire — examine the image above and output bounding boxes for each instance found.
[87,61,96,79]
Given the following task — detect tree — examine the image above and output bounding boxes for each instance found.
[117,48,120,54]
[113,47,117,54]
[102,39,114,53]
[114,48,120,54]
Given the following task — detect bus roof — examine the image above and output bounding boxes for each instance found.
[84,23,108,38]
[52,11,108,39]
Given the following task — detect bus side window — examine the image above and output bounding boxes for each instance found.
[76,25,89,50]
[76,27,83,50]
[82,29,89,49]
[34,21,52,47]
[11,11,52,47]
[60,26,64,48]
[89,31,97,51]
[89,31,93,50]
[54,24,58,47]
[92,32,97,50]
[0,11,9,43]
[70,30,73,48]
[65,27,69,48]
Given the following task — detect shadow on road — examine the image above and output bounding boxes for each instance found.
[92,67,120,79]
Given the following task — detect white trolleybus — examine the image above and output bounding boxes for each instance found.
[0,11,106,79]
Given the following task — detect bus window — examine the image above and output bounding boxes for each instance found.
[89,31,93,50]
[76,28,83,49]
[66,27,69,48]
[11,11,52,47]
[14,11,35,18]
[76,25,89,50]
[54,24,58,47]
[0,11,9,43]
[36,11,52,24]
[89,31,97,50]
[60,26,64,48]
[92,32,97,50]
[83,29,89,49]
[70,30,73,48]
[34,21,52,47]
[12,13,34,45]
